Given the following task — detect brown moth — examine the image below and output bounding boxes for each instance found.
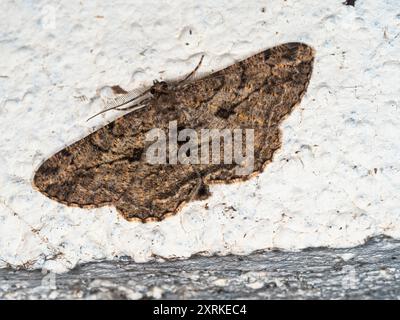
[34,42,315,222]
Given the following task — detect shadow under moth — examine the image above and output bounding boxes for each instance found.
[34,42,315,222]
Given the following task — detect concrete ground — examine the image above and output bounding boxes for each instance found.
[1,236,399,299]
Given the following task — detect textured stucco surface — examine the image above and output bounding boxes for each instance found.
[0,0,399,273]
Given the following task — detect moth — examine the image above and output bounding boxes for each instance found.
[34,42,315,222]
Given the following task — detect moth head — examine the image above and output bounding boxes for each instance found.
[150,80,169,96]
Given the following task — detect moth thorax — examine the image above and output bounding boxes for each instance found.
[150,80,170,96]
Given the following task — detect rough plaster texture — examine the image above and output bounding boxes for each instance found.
[0,0,399,273]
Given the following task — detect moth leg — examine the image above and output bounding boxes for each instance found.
[178,55,205,85]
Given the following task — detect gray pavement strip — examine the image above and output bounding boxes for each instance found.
[1,235,400,299]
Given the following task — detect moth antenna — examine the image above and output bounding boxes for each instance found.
[177,55,205,85]
[87,89,151,121]
[108,87,148,106]
[115,97,152,111]
[106,87,152,109]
